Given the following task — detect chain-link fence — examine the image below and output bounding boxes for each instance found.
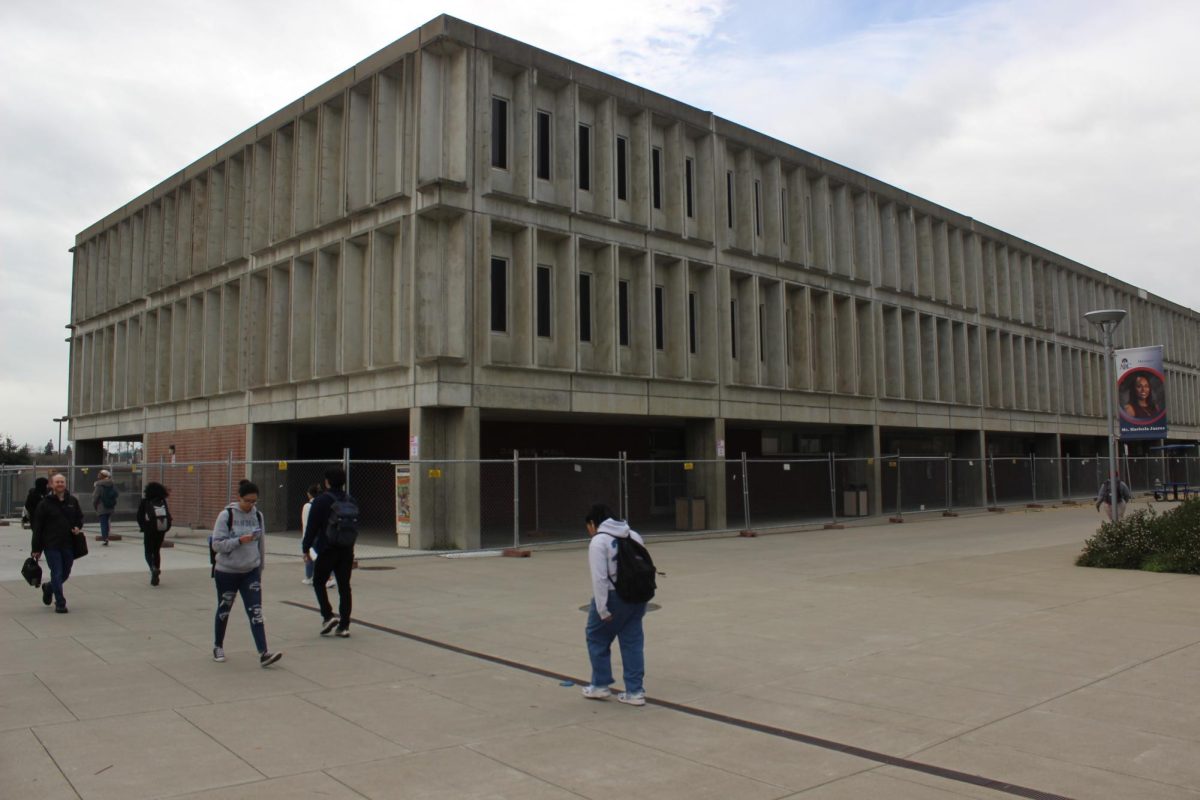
[5,451,1200,548]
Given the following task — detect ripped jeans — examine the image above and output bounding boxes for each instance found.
[213,567,268,653]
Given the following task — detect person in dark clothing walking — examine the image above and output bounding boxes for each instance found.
[91,469,118,545]
[136,482,172,586]
[24,476,49,525]
[31,473,84,613]
[302,467,354,637]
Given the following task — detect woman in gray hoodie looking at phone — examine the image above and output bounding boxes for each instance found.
[210,480,282,667]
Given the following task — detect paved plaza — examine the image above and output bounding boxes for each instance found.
[3,501,1200,799]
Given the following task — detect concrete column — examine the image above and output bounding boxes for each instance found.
[409,406,481,550]
[977,430,989,506]
[685,418,725,529]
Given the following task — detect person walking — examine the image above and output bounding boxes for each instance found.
[210,480,281,667]
[580,503,648,706]
[30,473,84,614]
[91,469,118,545]
[300,484,334,588]
[302,467,355,638]
[23,476,49,527]
[1096,472,1132,520]
[136,482,172,586]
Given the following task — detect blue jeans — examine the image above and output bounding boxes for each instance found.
[44,547,75,610]
[98,512,111,540]
[585,590,647,694]
[214,568,268,653]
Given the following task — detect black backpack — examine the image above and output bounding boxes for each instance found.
[324,494,360,547]
[612,536,657,603]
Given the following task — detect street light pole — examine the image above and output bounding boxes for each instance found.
[52,416,68,456]
[1085,309,1127,522]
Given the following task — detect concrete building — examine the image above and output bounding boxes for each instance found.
[67,15,1200,547]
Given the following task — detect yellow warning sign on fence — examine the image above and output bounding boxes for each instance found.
[427,468,442,479]
[277,461,288,471]
[186,465,194,473]
[683,462,694,471]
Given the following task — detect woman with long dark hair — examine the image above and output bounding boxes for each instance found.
[136,482,172,586]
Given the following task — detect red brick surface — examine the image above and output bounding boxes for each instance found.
[144,425,247,528]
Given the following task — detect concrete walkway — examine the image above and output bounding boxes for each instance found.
[3,501,1199,799]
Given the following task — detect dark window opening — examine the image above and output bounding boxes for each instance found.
[578,124,591,191]
[491,97,508,169]
[726,171,734,229]
[730,299,737,358]
[536,111,551,180]
[758,303,765,362]
[754,180,762,236]
[616,136,628,201]
[618,280,630,346]
[688,291,697,354]
[490,257,507,332]
[685,157,694,218]
[536,265,552,337]
[579,273,592,342]
[651,147,662,210]
[654,285,665,350]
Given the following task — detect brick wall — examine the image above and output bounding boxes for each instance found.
[144,425,247,529]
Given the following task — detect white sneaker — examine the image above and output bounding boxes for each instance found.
[326,578,336,589]
[301,578,313,585]
[321,617,340,635]
[617,691,646,706]
[581,685,611,700]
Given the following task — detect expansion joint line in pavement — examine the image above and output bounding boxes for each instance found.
[280,600,1072,800]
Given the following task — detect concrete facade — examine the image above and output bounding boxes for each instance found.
[67,15,1200,547]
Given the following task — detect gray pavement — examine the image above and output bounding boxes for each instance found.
[3,500,1200,799]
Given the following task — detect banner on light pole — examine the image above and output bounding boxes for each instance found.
[1116,345,1167,440]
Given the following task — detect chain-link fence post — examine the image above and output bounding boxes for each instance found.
[1029,453,1037,504]
[1065,456,1072,499]
[621,451,629,522]
[827,451,838,525]
[945,453,953,513]
[512,449,520,548]
[226,450,233,506]
[894,449,903,519]
[740,451,752,531]
[343,448,351,495]
[988,451,999,508]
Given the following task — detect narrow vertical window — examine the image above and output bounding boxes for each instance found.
[579,273,592,342]
[651,147,662,210]
[536,265,552,337]
[781,187,788,244]
[726,171,734,229]
[578,124,591,191]
[490,257,507,332]
[536,111,551,181]
[654,285,665,350]
[758,303,765,362]
[784,307,792,365]
[754,179,762,236]
[685,157,695,218]
[616,136,628,201]
[730,299,738,358]
[688,291,697,354]
[491,97,508,169]
[618,280,630,346]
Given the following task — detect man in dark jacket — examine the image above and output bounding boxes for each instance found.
[302,467,354,637]
[31,473,84,613]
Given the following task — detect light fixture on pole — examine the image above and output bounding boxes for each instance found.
[1084,309,1127,521]
[52,416,68,456]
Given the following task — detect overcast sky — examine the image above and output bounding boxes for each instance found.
[2,0,1197,450]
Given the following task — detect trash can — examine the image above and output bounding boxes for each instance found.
[843,484,869,516]
[675,497,706,530]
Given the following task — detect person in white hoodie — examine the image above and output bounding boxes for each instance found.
[210,480,282,667]
[580,503,648,706]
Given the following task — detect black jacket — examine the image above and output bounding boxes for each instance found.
[24,486,47,519]
[136,497,172,536]
[302,489,346,552]
[32,492,84,553]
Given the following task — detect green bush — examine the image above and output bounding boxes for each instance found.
[1077,499,1200,574]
